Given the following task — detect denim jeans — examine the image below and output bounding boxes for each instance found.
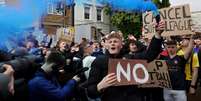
[163,88,187,101]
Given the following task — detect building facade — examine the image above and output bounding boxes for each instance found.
[74,0,111,42]
[42,0,74,35]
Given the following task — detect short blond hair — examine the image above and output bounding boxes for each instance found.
[107,32,123,40]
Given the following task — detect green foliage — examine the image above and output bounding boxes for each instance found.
[153,0,171,8]
[153,0,162,8]
[161,0,170,8]
[111,12,142,38]
[104,0,171,38]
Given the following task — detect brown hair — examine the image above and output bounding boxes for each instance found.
[165,40,177,45]
[46,49,66,66]
[56,39,67,48]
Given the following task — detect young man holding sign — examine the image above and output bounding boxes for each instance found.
[87,21,165,101]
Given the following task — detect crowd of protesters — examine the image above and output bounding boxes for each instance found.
[0,20,201,101]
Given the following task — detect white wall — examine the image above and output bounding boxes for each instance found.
[74,0,110,43]
[74,25,91,42]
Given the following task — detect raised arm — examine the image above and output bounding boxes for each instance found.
[184,35,194,60]
[145,21,165,62]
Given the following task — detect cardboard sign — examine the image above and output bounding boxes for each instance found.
[141,60,171,88]
[143,4,194,37]
[192,12,201,33]
[56,27,75,43]
[108,59,171,88]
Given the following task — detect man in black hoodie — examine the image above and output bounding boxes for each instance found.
[87,21,165,101]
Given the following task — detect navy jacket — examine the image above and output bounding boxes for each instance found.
[28,69,76,101]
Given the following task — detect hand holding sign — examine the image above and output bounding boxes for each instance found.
[108,59,172,88]
[154,20,165,39]
[156,21,165,35]
[97,73,117,92]
[143,4,194,37]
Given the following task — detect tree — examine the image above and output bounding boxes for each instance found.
[153,0,171,8]
[153,0,162,8]
[105,0,170,38]
[110,12,142,38]
[161,0,170,8]
[104,7,142,38]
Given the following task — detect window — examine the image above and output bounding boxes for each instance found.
[47,3,54,14]
[91,26,97,40]
[55,2,64,15]
[47,1,63,15]
[97,8,102,21]
[84,6,90,19]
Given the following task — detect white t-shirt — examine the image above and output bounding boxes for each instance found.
[82,56,96,79]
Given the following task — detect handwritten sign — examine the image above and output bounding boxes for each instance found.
[56,27,75,43]
[192,12,201,33]
[143,4,194,37]
[108,59,171,88]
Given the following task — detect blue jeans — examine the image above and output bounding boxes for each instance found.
[163,89,187,101]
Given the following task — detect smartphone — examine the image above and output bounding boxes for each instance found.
[155,14,161,24]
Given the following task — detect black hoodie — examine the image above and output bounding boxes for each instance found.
[87,36,163,101]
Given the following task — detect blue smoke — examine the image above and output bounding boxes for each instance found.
[0,0,73,51]
[0,0,157,51]
[74,0,158,15]
[66,0,74,6]
[0,0,47,51]
[97,0,159,15]
[0,0,47,30]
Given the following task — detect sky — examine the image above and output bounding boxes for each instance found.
[170,0,201,12]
